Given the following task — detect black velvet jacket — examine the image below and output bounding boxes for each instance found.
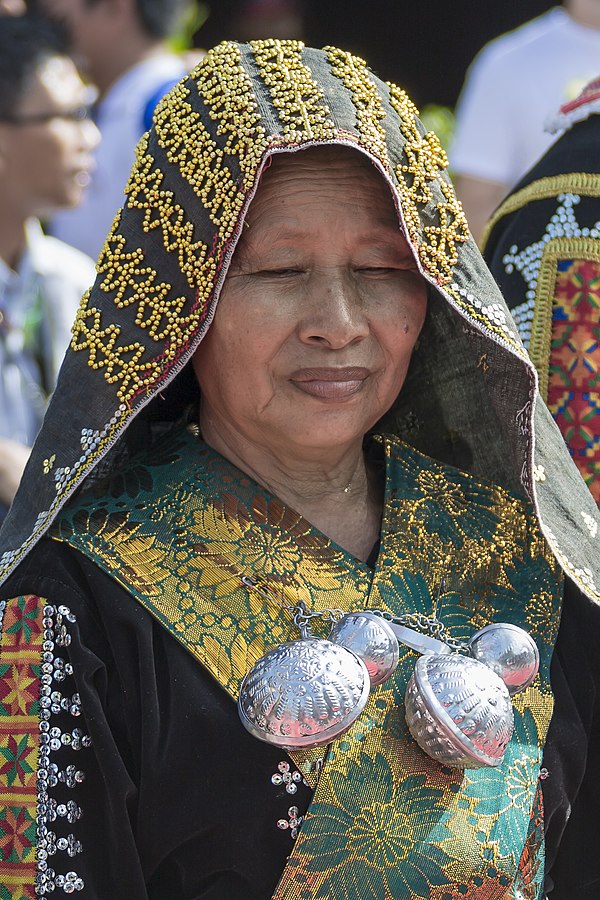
[4,537,600,899]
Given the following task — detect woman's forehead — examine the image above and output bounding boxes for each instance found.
[243,145,404,237]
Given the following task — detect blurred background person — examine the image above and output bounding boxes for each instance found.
[0,0,26,13]
[0,14,97,515]
[483,77,600,507]
[42,0,192,260]
[450,0,600,244]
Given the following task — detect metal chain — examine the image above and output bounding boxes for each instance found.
[241,575,342,636]
[241,574,467,651]
[369,608,469,653]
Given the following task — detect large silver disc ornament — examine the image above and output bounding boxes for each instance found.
[468,623,540,695]
[328,611,400,686]
[405,653,514,768]
[238,637,370,750]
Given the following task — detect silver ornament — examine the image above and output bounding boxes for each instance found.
[238,637,370,749]
[468,623,539,695]
[328,611,400,686]
[405,653,514,768]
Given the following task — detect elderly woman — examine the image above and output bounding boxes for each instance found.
[0,41,599,900]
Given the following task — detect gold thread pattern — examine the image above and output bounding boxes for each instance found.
[387,83,469,285]
[325,46,389,166]
[250,39,336,142]
[52,428,561,899]
[481,173,600,251]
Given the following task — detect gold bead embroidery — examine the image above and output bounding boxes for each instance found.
[71,289,147,403]
[325,46,389,167]
[125,134,213,292]
[387,83,469,285]
[250,39,336,142]
[153,80,239,229]
[193,41,267,180]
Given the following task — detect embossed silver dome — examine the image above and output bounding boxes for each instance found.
[468,623,539,695]
[238,638,370,749]
[328,611,400,686]
[405,653,514,768]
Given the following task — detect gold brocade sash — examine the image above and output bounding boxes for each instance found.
[52,427,562,899]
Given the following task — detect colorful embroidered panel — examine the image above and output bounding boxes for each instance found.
[0,598,90,898]
[0,596,43,900]
[52,427,562,899]
[547,258,600,504]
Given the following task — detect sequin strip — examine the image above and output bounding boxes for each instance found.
[387,83,469,286]
[325,46,388,166]
[271,763,308,840]
[0,596,90,896]
[250,40,335,142]
[446,282,522,351]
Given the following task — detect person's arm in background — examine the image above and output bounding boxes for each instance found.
[0,437,29,506]
[450,44,516,245]
[453,174,508,246]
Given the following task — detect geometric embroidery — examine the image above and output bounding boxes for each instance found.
[0,596,43,900]
[547,258,600,504]
[0,597,90,897]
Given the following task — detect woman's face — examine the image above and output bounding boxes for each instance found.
[193,147,428,459]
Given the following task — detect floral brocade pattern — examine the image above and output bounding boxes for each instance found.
[52,427,561,899]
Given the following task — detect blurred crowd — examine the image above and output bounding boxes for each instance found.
[1,0,599,520]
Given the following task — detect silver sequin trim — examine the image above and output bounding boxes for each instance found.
[36,604,90,894]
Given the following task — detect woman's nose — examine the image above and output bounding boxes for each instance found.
[297,274,369,348]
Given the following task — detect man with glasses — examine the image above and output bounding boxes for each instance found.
[0,14,98,517]
[43,0,190,260]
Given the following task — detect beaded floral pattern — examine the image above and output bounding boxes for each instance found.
[325,46,388,164]
[387,83,469,286]
[0,597,90,897]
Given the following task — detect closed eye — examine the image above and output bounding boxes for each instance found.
[356,266,414,276]
[255,268,306,278]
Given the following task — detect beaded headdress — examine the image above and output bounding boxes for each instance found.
[1,40,599,602]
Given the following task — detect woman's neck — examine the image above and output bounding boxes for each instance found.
[198,414,383,562]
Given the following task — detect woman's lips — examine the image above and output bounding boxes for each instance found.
[290,367,370,400]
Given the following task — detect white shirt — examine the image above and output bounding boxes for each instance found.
[0,220,95,446]
[450,8,600,188]
[50,54,186,261]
